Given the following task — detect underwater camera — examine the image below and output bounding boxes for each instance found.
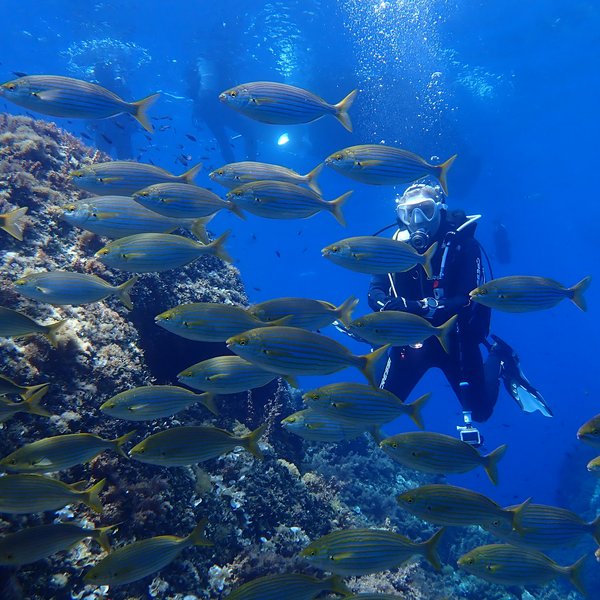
[457,411,482,447]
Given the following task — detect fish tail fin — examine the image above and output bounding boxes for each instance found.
[569,275,592,311]
[94,524,119,552]
[226,200,246,220]
[22,385,51,417]
[304,163,324,195]
[359,344,390,387]
[590,514,600,545]
[45,319,67,347]
[510,497,531,533]
[199,391,219,416]
[422,241,439,279]
[190,216,212,244]
[21,382,50,400]
[333,89,358,132]
[1,206,28,240]
[116,276,139,310]
[437,153,458,195]
[131,93,160,132]
[112,430,137,458]
[336,294,359,327]
[566,555,588,596]
[81,478,107,514]
[181,162,203,184]
[243,423,268,459]
[435,314,458,353]
[422,528,445,571]
[329,190,352,226]
[324,575,351,596]
[483,443,508,485]
[406,392,431,430]
[185,518,213,547]
[206,230,233,263]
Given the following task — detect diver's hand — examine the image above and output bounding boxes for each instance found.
[382,297,427,315]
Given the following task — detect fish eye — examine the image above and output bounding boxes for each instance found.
[217,170,224,175]
[183,321,190,327]
[120,253,127,259]
[405,497,413,504]
[330,246,339,253]
[411,451,418,457]
[238,338,248,346]
[229,90,238,97]
[9,458,16,465]
[91,212,98,218]
[334,154,343,161]
[485,564,493,571]
[391,442,398,448]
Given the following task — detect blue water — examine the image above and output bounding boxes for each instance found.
[1,0,599,589]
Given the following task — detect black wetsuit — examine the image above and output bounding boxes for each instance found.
[368,212,501,422]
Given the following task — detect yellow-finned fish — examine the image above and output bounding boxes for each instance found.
[247,295,358,330]
[84,519,212,586]
[129,424,267,466]
[0,206,28,240]
[469,275,592,313]
[322,236,438,278]
[577,413,600,448]
[226,326,390,387]
[14,271,138,310]
[0,75,159,131]
[100,385,218,420]
[0,430,136,473]
[0,306,66,347]
[0,374,49,400]
[380,431,507,485]
[300,527,445,575]
[587,456,600,475]
[227,573,350,600]
[95,231,232,272]
[457,544,587,596]
[349,312,457,354]
[281,409,367,442]
[0,474,106,514]
[210,161,324,195]
[0,386,51,423]
[325,144,457,195]
[219,81,357,131]
[0,522,114,565]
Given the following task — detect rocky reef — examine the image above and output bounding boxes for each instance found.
[0,115,593,600]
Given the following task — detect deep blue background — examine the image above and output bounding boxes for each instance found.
[2,0,598,535]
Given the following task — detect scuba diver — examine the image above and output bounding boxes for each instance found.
[366,180,551,445]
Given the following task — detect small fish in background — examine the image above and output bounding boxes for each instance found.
[0,206,28,240]
[0,74,160,132]
[281,409,366,442]
[457,544,587,596]
[470,275,592,312]
[152,115,173,121]
[325,144,457,194]
[185,133,197,142]
[0,374,48,400]
[100,133,112,145]
[0,306,66,347]
[84,519,212,586]
[159,124,172,131]
[0,386,51,423]
[492,219,511,264]
[80,131,92,140]
[275,250,281,258]
[587,456,600,475]
[219,81,357,131]
[577,413,600,447]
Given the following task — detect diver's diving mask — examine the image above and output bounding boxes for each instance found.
[396,190,444,251]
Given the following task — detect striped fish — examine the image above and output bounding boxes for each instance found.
[300,528,445,575]
[0,206,28,240]
[588,456,600,474]
[70,161,201,196]
[457,544,587,596]
[0,75,159,131]
[322,236,438,278]
[483,502,600,549]
[0,523,113,565]
[0,474,106,514]
[0,306,66,347]
[219,81,357,131]
[228,573,350,600]
[397,484,529,530]
[0,374,48,400]
[226,326,390,387]
[0,386,51,423]
[84,519,212,586]
[210,161,323,195]
[325,144,457,195]
[129,424,266,466]
[349,312,457,353]
[100,385,217,421]
[304,383,430,429]
[177,356,279,394]
[247,295,358,330]
[380,432,507,485]
[133,182,244,220]
[0,430,136,473]
[61,196,208,241]
[155,302,285,342]
[95,231,231,272]
[342,596,405,600]
[281,409,367,442]
[577,413,600,448]
[470,275,592,312]
[227,181,351,226]
[14,271,138,309]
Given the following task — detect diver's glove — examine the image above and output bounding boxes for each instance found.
[382,297,431,316]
